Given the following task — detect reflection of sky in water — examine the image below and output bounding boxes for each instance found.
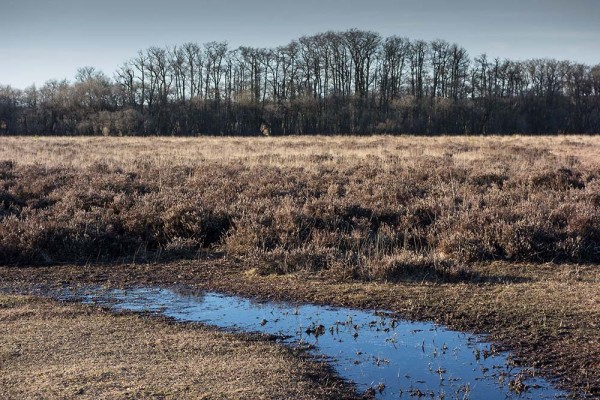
[55,286,565,399]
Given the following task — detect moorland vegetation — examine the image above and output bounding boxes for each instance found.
[1,135,598,280]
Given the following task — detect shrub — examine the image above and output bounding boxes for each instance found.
[0,138,598,276]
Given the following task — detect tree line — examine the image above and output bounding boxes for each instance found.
[1,29,600,136]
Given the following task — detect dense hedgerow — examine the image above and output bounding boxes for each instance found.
[1,145,599,279]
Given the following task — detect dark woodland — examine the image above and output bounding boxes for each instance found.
[1,29,599,135]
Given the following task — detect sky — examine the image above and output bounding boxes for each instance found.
[2,0,599,89]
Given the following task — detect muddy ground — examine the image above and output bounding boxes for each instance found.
[1,258,598,398]
[0,290,356,400]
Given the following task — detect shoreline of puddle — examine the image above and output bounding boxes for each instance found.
[6,284,568,399]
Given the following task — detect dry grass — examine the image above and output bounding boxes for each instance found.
[0,293,354,400]
[1,135,599,169]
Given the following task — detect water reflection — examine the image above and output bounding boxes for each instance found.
[53,286,565,399]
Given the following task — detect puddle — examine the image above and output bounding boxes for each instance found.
[31,285,566,399]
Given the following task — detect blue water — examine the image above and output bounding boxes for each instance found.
[51,286,565,399]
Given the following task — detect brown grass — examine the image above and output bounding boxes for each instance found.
[1,135,599,168]
[0,293,354,399]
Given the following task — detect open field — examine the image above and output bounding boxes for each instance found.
[0,135,599,397]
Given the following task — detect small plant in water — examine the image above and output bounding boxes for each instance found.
[509,371,529,394]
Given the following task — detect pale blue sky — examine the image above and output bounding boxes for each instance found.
[2,0,599,89]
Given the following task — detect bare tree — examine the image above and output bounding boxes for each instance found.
[343,29,381,98]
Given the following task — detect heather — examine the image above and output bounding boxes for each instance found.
[1,135,598,280]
